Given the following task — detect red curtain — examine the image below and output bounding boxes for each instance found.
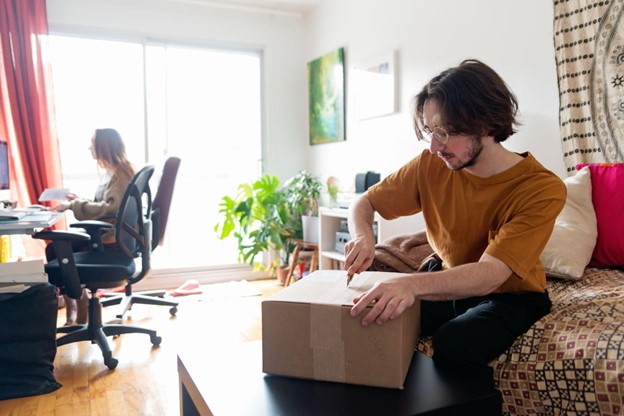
[0,0,64,257]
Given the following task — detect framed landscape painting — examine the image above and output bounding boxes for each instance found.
[308,47,345,145]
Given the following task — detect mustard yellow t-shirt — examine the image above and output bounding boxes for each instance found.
[367,150,566,293]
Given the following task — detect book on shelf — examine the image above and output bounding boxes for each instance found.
[0,259,47,284]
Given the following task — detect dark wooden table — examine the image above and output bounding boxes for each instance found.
[178,341,501,416]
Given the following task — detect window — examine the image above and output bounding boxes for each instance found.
[48,35,262,273]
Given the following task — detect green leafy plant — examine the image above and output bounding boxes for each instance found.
[284,170,323,217]
[215,170,324,274]
[214,174,296,271]
[327,176,340,207]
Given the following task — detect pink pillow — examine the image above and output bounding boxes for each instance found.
[576,163,624,268]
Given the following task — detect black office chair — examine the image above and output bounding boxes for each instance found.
[33,165,162,370]
[101,157,181,319]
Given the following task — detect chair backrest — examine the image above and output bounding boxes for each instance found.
[116,164,155,280]
[151,156,181,249]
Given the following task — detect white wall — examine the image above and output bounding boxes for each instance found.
[303,0,567,189]
[45,0,309,182]
[46,0,566,187]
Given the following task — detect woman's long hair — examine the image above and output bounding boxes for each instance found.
[92,128,135,179]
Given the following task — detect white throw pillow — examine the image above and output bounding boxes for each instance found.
[540,167,597,279]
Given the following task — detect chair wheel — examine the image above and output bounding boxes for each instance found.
[169,307,177,316]
[151,335,162,346]
[105,357,118,370]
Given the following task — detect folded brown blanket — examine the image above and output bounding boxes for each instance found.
[369,231,436,273]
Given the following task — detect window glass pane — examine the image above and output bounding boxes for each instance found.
[48,35,263,271]
[48,35,145,198]
[147,45,262,268]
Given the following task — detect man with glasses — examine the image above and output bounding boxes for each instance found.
[345,59,566,382]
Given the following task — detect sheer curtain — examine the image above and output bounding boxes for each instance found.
[0,0,64,256]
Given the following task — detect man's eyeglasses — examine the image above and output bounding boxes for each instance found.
[421,126,451,145]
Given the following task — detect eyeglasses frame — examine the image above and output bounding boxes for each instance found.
[421,126,452,145]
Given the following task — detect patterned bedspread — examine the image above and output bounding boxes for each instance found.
[416,267,624,416]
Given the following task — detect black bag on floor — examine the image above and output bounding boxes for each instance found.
[0,283,61,400]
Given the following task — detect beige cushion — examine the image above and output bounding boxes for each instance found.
[540,167,597,280]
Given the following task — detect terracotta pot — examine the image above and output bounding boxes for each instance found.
[276,265,288,286]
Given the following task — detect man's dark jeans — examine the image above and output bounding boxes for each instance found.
[420,278,551,382]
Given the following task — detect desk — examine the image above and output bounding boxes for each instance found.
[0,212,63,261]
[0,212,63,235]
[178,341,501,416]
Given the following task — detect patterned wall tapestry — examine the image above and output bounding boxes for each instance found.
[554,0,624,173]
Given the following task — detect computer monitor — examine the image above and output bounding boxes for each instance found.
[0,140,10,201]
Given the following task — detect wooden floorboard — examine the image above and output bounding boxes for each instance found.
[0,279,283,416]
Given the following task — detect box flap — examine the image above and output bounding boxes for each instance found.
[265,270,410,307]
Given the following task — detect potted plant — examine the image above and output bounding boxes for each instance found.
[284,170,323,243]
[214,170,324,280]
[327,176,340,207]
[214,174,297,277]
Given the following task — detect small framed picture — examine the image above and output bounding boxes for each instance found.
[352,50,397,120]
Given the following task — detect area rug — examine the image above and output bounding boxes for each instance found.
[167,279,261,302]
[553,0,624,173]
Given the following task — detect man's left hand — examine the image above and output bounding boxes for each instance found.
[350,276,417,327]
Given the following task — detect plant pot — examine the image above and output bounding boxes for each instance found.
[302,215,319,243]
[276,265,288,286]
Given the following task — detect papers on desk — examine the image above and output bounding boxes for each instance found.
[0,207,56,222]
[39,187,70,201]
[0,259,47,291]
[0,211,62,233]
[0,210,28,221]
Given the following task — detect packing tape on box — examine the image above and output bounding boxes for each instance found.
[310,304,346,382]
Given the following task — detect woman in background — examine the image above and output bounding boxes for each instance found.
[52,128,135,325]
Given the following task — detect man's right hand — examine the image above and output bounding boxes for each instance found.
[344,192,378,277]
[344,236,375,276]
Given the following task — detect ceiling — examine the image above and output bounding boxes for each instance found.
[166,0,324,16]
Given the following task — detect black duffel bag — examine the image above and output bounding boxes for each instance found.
[0,282,61,400]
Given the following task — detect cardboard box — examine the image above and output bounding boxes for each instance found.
[262,270,420,389]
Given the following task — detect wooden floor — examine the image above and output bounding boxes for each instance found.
[0,279,283,416]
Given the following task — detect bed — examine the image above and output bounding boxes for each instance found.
[416,267,624,415]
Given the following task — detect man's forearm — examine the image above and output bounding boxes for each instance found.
[348,192,377,242]
[408,257,512,301]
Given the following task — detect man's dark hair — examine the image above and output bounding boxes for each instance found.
[412,59,519,143]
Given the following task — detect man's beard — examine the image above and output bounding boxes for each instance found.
[441,136,483,171]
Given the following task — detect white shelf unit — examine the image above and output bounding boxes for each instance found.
[318,207,424,270]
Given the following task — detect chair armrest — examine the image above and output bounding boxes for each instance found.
[70,220,114,251]
[33,229,91,242]
[32,230,90,300]
[151,207,161,249]
[70,220,114,230]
